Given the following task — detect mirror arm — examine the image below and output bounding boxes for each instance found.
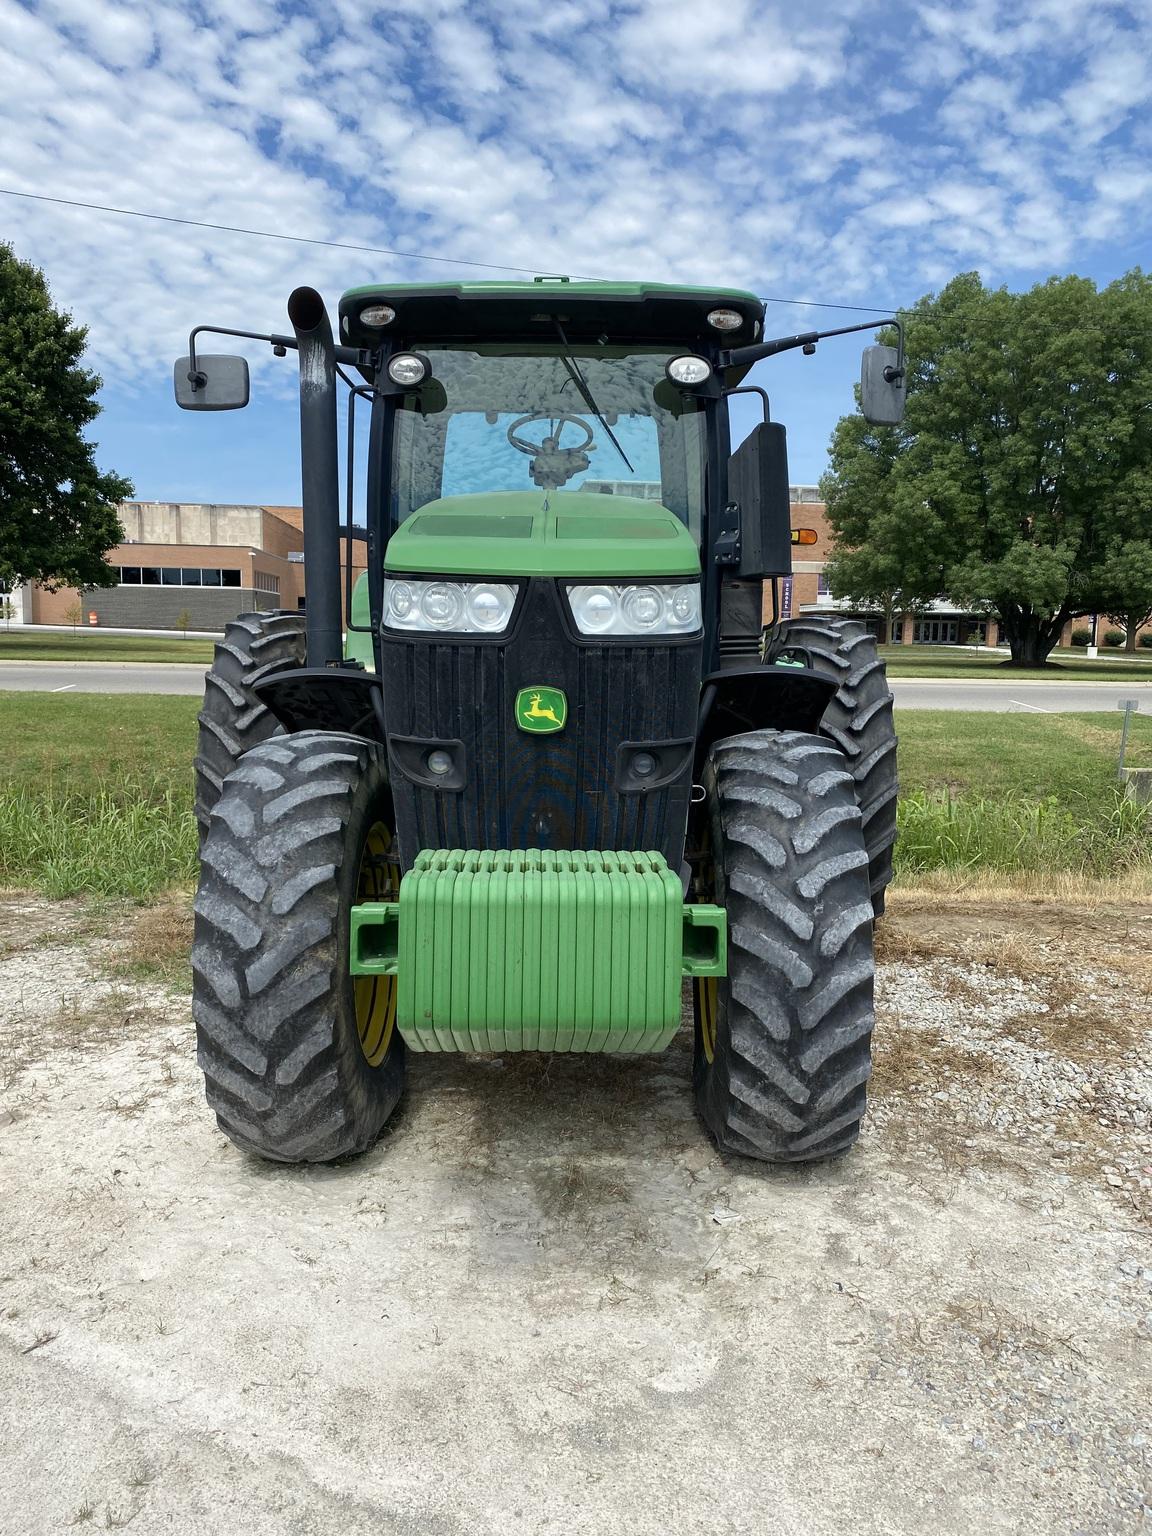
[883,319,906,384]
[723,384,771,422]
[185,327,374,392]
[720,315,902,371]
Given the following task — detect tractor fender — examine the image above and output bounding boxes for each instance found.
[693,665,836,778]
[252,666,386,743]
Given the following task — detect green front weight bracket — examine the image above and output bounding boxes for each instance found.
[349,849,726,1054]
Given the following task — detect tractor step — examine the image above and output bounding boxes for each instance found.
[350,849,725,1053]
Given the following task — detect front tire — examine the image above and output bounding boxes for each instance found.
[693,729,876,1162]
[192,731,405,1163]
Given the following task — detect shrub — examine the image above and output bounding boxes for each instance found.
[1103,629,1125,648]
[1140,633,1152,649]
[1070,628,1092,647]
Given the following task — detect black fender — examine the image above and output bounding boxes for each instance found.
[694,665,837,777]
[252,666,386,743]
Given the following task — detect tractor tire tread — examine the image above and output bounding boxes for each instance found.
[696,729,875,1162]
[763,617,898,916]
[192,731,403,1163]
[194,609,307,835]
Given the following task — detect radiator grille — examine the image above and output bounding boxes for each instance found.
[380,581,701,869]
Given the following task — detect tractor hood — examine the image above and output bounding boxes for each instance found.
[383,492,700,579]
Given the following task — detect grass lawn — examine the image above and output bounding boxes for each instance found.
[881,644,1152,680]
[2,692,1152,895]
[0,630,215,664]
[0,693,198,795]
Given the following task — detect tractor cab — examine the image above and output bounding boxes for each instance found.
[174,277,904,1169]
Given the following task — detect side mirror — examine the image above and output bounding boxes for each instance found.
[860,345,905,426]
[728,421,792,578]
[173,354,250,411]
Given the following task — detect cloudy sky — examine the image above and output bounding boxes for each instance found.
[2,0,1151,504]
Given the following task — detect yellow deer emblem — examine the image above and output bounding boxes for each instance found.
[515,685,567,734]
[524,692,560,725]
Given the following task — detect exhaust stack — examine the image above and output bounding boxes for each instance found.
[288,286,342,668]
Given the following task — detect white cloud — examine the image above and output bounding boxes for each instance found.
[0,0,1149,401]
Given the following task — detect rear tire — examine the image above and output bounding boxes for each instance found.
[693,729,876,1162]
[193,731,405,1163]
[763,617,897,917]
[194,610,307,838]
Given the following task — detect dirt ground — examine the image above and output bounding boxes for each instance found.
[1,890,1150,1536]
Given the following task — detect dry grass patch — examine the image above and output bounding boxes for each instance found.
[107,893,193,988]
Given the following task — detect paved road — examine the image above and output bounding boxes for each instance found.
[3,661,1152,711]
[889,678,1152,711]
[0,661,206,694]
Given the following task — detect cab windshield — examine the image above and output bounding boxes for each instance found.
[388,346,707,538]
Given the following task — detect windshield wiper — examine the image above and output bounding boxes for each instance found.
[554,320,634,474]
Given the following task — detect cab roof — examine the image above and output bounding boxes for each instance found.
[338,279,765,351]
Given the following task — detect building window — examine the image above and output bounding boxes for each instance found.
[117,565,245,588]
[914,619,958,644]
[817,573,831,597]
[253,571,281,595]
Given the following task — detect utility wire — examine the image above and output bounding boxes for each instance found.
[0,185,901,315]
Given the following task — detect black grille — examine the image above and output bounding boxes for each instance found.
[379,581,701,870]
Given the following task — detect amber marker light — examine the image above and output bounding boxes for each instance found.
[791,528,819,545]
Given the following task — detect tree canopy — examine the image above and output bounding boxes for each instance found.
[0,243,130,593]
[821,269,1152,665]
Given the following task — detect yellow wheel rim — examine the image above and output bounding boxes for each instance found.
[354,821,398,1067]
[698,976,719,1064]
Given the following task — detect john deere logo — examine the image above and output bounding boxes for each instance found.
[516,685,567,734]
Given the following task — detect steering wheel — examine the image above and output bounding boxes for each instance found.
[506,412,594,456]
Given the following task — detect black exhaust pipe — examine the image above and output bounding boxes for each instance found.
[288,286,342,668]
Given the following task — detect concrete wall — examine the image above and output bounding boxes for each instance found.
[118,502,275,548]
[79,587,274,631]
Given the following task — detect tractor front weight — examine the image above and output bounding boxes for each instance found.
[349,849,726,1053]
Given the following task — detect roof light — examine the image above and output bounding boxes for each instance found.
[792,528,819,546]
[707,308,743,331]
[386,352,430,387]
[360,304,396,327]
[666,355,712,387]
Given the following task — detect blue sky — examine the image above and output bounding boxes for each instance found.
[3,0,1151,505]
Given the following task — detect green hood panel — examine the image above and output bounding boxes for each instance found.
[384,492,700,579]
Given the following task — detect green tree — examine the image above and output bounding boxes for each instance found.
[823,270,1152,666]
[0,244,130,596]
[175,607,193,637]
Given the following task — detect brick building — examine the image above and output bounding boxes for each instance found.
[19,502,366,632]
[777,486,999,645]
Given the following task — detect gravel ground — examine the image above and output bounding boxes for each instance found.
[1,891,1150,1535]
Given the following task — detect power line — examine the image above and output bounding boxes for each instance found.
[0,185,900,315]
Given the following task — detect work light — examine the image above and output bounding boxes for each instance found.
[567,583,702,636]
[359,304,396,327]
[665,355,712,386]
[386,352,430,387]
[383,578,517,634]
[706,308,743,331]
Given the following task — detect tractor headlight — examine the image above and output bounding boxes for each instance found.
[383,578,516,634]
[566,582,702,636]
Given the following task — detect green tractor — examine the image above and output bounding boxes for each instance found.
[175,278,905,1165]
